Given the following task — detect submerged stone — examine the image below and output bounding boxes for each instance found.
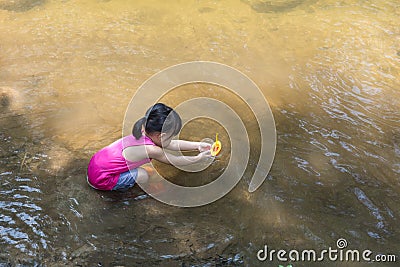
[0,0,45,12]
[242,0,310,13]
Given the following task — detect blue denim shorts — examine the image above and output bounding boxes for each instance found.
[112,169,138,191]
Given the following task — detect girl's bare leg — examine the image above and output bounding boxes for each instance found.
[136,167,150,183]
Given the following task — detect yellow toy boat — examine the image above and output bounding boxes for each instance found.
[210,133,222,156]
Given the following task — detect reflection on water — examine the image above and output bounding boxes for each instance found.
[0,0,399,265]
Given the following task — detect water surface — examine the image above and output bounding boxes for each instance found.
[0,0,399,266]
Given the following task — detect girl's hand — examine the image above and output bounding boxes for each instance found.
[198,142,212,152]
[197,150,213,161]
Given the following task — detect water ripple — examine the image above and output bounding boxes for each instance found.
[354,187,387,233]
[0,174,49,256]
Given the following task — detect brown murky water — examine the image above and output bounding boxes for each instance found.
[0,0,399,266]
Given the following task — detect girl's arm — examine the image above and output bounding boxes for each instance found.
[165,140,211,151]
[146,145,211,166]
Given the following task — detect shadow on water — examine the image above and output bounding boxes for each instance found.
[0,87,51,265]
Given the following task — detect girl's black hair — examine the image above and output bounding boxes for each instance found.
[132,103,182,140]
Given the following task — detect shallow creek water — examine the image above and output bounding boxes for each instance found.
[0,0,399,266]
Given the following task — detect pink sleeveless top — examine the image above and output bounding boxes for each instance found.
[87,135,155,190]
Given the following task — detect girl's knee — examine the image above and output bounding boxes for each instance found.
[136,168,149,183]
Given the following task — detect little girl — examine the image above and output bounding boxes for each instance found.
[87,103,212,191]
